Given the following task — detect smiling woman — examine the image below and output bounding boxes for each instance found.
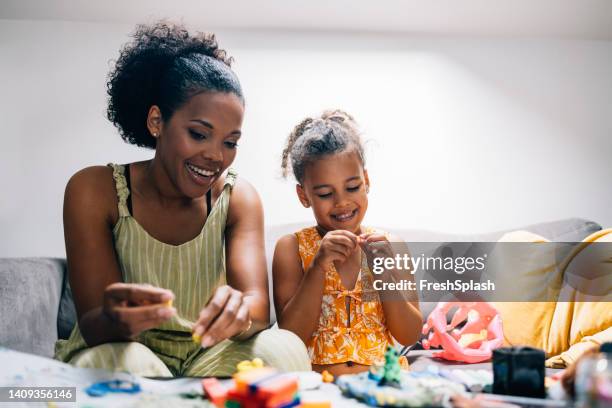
[54,21,310,377]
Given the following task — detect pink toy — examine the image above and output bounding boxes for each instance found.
[422,302,504,363]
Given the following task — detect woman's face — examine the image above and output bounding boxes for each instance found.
[155,91,244,198]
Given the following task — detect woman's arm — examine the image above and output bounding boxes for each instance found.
[192,178,269,347]
[225,178,270,333]
[64,166,175,346]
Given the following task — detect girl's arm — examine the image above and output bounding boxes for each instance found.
[64,166,175,346]
[272,234,325,343]
[193,178,269,347]
[380,292,422,346]
[362,233,422,346]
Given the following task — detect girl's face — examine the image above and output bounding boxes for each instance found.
[297,151,369,234]
[152,91,244,198]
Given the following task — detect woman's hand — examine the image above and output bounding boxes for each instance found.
[312,230,359,272]
[192,285,252,348]
[103,283,176,339]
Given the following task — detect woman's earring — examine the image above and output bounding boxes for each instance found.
[366,185,370,193]
[152,132,159,138]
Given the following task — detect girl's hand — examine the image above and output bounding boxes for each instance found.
[192,285,251,348]
[360,233,418,302]
[359,232,396,274]
[103,283,176,339]
[312,230,359,271]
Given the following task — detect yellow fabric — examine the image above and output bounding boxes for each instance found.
[546,229,612,367]
[295,226,408,368]
[493,228,612,368]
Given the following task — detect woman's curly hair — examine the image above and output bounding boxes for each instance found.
[281,109,365,183]
[107,21,243,149]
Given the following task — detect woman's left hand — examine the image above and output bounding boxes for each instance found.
[192,285,251,348]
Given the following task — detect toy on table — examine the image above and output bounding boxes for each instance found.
[429,366,493,393]
[367,346,403,388]
[202,378,228,407]
[320,370,334,383]
[338,370,466,407]
[237,358,265,373]
[493,346,546,398]
[230,368,300,408]
[202,366,300,408]
[422,301,504,363]
[85,379,141,397]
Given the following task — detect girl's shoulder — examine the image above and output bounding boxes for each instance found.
[274,226,317,261]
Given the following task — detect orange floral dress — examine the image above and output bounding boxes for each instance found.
[295,226,409,368]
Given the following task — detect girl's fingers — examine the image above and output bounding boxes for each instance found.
[194,286,232,335]
[327,234,357,251]
[328,244,352,260]
[328,230,358,247]
[200,291,243,347]
[361,233,387,243]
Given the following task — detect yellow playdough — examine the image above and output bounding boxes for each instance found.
[458,329,488,348]
[236,358,265,372]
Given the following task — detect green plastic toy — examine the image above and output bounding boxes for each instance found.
[380,346,402,387]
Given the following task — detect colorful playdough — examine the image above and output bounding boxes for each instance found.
[422,302,504,363]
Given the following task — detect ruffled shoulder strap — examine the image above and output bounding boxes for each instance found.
[224,168,238,190]
[294,226,321,271]
[107,163,130,217]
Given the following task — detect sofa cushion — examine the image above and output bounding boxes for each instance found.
[387,217,601,242]
[57,273,77,340]
[0,258,64,357]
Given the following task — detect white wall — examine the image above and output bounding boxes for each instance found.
[1,19,611,257]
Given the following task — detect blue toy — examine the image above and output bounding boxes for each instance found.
[85,379,141,397]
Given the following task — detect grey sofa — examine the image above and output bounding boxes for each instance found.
[0,218,602,359]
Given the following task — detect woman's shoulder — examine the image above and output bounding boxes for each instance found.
[226,174,263,227]
[66,165,115,196]
[64,165,119,222]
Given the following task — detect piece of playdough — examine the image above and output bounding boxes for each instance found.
[321,370,334,383]
[236,358,265,373]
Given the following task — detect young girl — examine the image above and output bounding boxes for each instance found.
[273,110,422,376]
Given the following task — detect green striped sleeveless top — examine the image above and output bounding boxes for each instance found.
[55,163,237,363]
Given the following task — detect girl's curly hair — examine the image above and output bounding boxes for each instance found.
[281,109,365,183]
[107,21,243,149]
